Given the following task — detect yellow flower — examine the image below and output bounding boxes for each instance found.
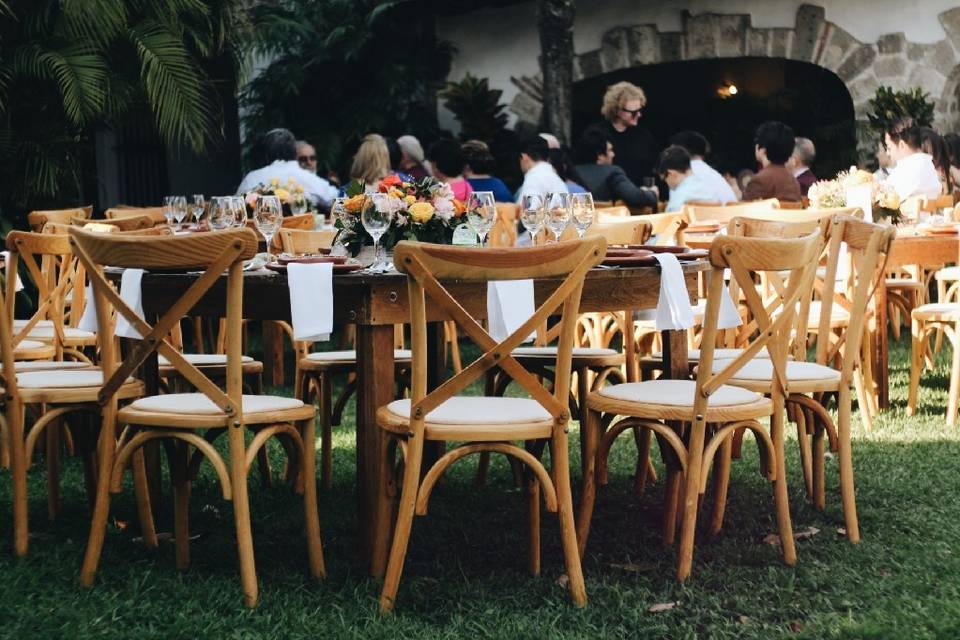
[295,186,304,193]
[409,201,435,223]
[275,188,290,202]
[405,194,417,205]
[270,177,280,187]
[389,187,404,199]
[343,194,367,213]
[287,177,296,184]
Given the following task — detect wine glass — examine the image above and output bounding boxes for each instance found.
[191,194,205,227]
[545,192,571,243]
[255,195,283,254]
[520,193,545,246]
[330,196,350,255]
[290,191,308,216]
[208,196,230,230]
[466,191,497,247]
[570,192,595,238]
[361,193,393,272]
[229,196,248,228]
[172,195,187,231]
[162,195,175,227]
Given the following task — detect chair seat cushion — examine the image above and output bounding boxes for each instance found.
[597,379,761,406]
[935,265,960,281]
[14,339,50,351]
[512,346,619,357]
[16,370,129,389]
[304,349,412,363]
[158,353,255,366]
[13,319,54,329]
[651,347,771,361]
[129,393,304,415]
[26,326,96,340]
[912,303,960,320]
[387,396,551,425]
[711,358,841,382]
[5,360,90,373]
[885,277,925,290]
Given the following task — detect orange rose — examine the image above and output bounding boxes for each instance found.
[343,194,367,213]
[379,174,402,192]
[452,199,467,216]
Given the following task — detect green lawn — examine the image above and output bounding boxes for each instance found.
[2,335,960,639]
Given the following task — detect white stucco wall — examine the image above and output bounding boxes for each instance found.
[437,0,960,132]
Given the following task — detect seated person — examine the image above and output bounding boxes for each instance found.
[426,139,473,201]
[238,128,338,210]
[462,140,514,202]
[669,131,737,203]
[573,126,657,208]
[516,135,568,201]
[548,147,589,194]
[884,116,943,201]
[657,145,718,212]
[788,137,817,197]
[742,121,802,202]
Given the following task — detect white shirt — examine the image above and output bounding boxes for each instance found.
[237,160,339,210]
[516,161,568,202]
[691,158,737,203]
[886,152,942,202]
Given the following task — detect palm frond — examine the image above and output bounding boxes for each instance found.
[11,43,108,125]
[58,0,127,49]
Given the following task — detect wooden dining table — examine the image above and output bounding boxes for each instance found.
[136,259,708,575]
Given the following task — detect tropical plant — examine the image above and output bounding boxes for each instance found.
[439,73,509,141]
[240,0,454,176]
[866,86,935,134]
[0,0,242,224]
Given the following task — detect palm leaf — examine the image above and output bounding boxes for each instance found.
[11,43,108,125]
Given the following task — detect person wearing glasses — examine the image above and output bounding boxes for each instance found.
[237,128,338,211]
[296,140,318,174]
[600,81,657,185]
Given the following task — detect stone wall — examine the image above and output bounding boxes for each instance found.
[509,3,960,137]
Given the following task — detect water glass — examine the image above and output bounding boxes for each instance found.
[361,193,394,271]
[466,191,497,246]
[229,196,247,228]
[331,196,349,255]
[545,192,571,243]
[208,196,230,230]
[162,195,176,226]
[191,194,205,226]
[570,192,595,238]
[520,193,545,245]
[290,192,308,216]
[172,195,187,231]
[255,195,283,253]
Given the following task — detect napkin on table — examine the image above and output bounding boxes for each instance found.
[287,262,333,342]
[77,268,147,338]
[651,253,741,331]
[487,279,535,342]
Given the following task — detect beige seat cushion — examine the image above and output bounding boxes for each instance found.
[26,326,96,340]
[14,339,50,351]
[16,370,128,389]
[805,301,849,325]
[934,265,960,281]
[651,347,771,361]
[13,319,54,329]
[129,393,304,415]
[4,360,91,373]
[711,358,841,382]
[885,277,924,289]
[597,379,761,406]
[512,346,619,357]
[304,349,412,363]
[159,354,255,366]
[387,396,551,425]
[912,303,960,321]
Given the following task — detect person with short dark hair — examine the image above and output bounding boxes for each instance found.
[516,135,567,201]
[237,127,338,209]
[574,126,656,208]
[741,121,802,202]
[883,116,942,200]
[669,130,737,203]
[944,132,960,191]
[426,138,473,200]
[462,139,513,202]
[657,145,717,211]
[788,137,817,197]
[548,147,588,194]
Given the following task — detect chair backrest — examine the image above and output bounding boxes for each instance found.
[68,227,258,415]
[392,238,606,434]
[695,230,823,419]
[585,218,652,245]
[901,194,954,217]
[5,231,80,357]
[27,207,91,232]
[490,203,519,248]
[279,228,336,254]
[732,206,863,224]
[104,207,168,225]
[685,198,780,225]
[595,205,631,219]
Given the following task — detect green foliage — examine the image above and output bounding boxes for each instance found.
[240,0,454,174]
[866,85,935,134]
[440,72,510,141]
[0,0,239,221]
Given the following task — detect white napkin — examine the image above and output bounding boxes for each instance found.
[487,279,535,342]
[115,269,146,339]
[77,281,98,333]
[652,253,695,330]
[288,262,333,342]
[1,251,24,292]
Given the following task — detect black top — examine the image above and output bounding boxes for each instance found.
[575,163,657,208]
[604,121,658,185]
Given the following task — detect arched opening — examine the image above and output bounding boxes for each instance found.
[572,57,857,179]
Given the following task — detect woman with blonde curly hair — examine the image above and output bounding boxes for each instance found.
[599,81,657,184]
[350,133,391,186]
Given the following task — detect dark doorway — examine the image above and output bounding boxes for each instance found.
[572,57,857,179]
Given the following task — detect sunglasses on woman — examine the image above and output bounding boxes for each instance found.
[621,108,642,116]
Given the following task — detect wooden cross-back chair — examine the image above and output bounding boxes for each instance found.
[489,203,519,248]
[278,228,337,254]
[375,238,605,612]
[577,229,823,581]
[900,193,954,220]
[68,227,323,607]
[716,215,893,543]
[0,262,141,557]
[27,206,92,232]
[683,198,780,225]
[104,206,168,225]
[4,231,96,363]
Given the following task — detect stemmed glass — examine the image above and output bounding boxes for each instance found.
[162,195,176,227]
[545,192,572,243]
[361,193,394,272]
[290,191,308,216]
[520,193,545,246]
[255,195,283,254]
[570,192,595,238]
[172,195,188,231]
[229,196,248,228]
[191,194,205,227]
[330,196,350,255]
[466,191,496,246]
[208,196,229,230]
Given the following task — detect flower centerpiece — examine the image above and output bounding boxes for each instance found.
[335,174,469,256]
[244,177,309,217]
[808,168,902,224]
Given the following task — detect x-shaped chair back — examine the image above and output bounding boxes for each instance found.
[5,231,80,358]
[392,238,606,435]
[68,227,258,419]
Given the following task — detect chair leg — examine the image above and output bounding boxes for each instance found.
[575,367,589,479]
[9,402,29,556]
[661,465,682,547]
[708,433,732,536]
[551,433,587,606]
[474,451,491,487]
[130,447,159,549]
[46,416,61,522]
[791,403,813,500]
[172,440,191,571]
[837,387,860,543]
[320,373,333,490]
[633,427,653,497]
[576,407,600,559]
[379,435,425,614]
[675,416,707,580]
[80,410,119,586]
[770,404,797,567]
[948,326,960,427]
[525,462,541,576]
[298,418,326,578]
[907,318,925,416]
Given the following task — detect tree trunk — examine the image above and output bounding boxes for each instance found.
[536,0,575,146]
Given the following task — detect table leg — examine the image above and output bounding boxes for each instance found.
[356,324,396,577]
[424,322,446,469]
[661,328,689,379]
[875,278,890,410]
[262,321,285,387]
